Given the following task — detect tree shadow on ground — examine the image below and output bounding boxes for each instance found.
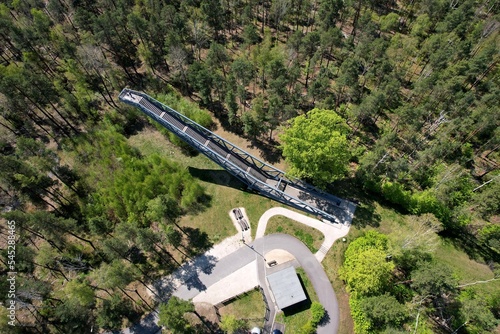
[122,108,147,137]
[248,138,283,164]
[109,310,160,334]
[440,229,500,263]
[152,252,219,300]
[183,227,214,256]
[192,311,221,334]
[328,177,381,228]
[318,310,331,327]
[351,202,381,228]
[186,192,213,217]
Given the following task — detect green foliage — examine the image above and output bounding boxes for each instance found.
[411,261,457,297]
[300,321,316,334]
[310,301,325,326]
[93,260,139,290]
[380,13,400,32]
[280,108,350,187]
[362,177,452,224]
[158,296,195,334]
[243,24,260,46]
[348,297,372,334]
[145,195,181,224]
[96,294,134,330]
[456,290,499,334]
[62,279,95,308]
[470,178,500,221]
[219,315,247,334]
[380,181,413,210]
[340,231,394,296]
[360,293,408,328]
[80,127,205,225]
[340,232,410,332]
[155,93,213,129]
[479,224,500,252]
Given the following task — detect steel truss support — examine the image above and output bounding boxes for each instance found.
[119,89,349,223]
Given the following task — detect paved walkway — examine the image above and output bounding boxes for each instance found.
[172,234,340,334]
[113,207,351,334]
[256,207,350,262]
[192,260,258,304]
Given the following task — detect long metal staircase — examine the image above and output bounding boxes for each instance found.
[119,89,356,224]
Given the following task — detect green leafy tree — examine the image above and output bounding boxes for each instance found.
[188,61,214,105]
[62,279,95,308]
[341,247,395,296]
[158,296,195,334]
[318,0,344,30]
[340,231,395,296]
[361,293,408,328]
[380,13,400,33]
[219,314,247,333]
[301,31,321,88]
[280,108,350,187]
[411,261,456,298]
[243,23,260,46]
[225,85,239,125]
[310,301,326,326]
[145,195,181,224]
[457,291,499,334]
[300,321,316,334]
[96,294,134,330]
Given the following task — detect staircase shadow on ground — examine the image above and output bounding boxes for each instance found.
[188,167,249,191]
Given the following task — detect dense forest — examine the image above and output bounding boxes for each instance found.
[0,0,498,333]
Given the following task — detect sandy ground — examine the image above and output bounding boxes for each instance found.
[264,249,296,266]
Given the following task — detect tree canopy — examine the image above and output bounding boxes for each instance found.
[280,108,350,187]
[158,297,195,334]
[0,0,498,332]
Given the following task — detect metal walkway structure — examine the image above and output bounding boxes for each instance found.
[119,89,356,224]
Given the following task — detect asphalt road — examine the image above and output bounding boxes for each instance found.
[254,234,339,334]
[113,234,339,334]
[174,233,339,334]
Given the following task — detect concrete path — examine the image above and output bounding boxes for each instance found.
[192,260,258,304]
[172,234,339,334]
[256,207,350,262]
[111,207,350,334]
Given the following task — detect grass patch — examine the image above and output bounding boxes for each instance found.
[374,203,498,292]
[434,241,500,296]
[128,127,279,243]
[218,289,266,329]
[265,216,324,253]
[276,268,319,333]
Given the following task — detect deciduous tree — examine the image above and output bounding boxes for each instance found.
[158,296,195,334]
[280,108,350,187]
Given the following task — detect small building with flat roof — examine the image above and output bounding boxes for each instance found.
[266,266,307,310]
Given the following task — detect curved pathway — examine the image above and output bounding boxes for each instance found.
[114,208,350,334]
[256,207,350,262]
[173,234,339,334]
